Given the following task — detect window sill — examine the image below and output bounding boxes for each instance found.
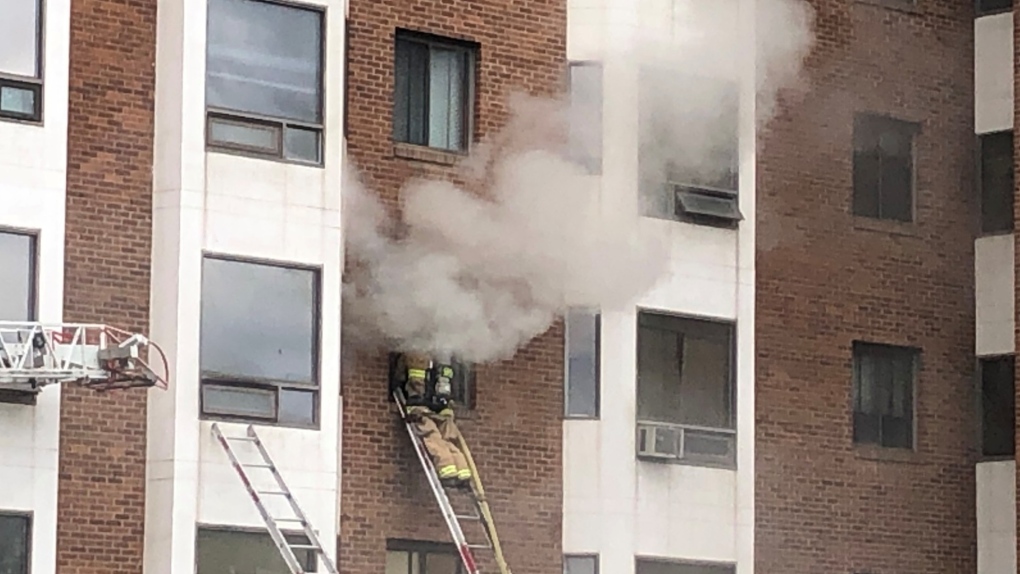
[636,455,736,471]
[393,142,464,166]
[854,444,924,464]
[854,0,921,15]
[200,414,321,432]
[852,216,920,238]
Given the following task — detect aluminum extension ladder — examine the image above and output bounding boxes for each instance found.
[211,423,339,574]
[393,389,512,574]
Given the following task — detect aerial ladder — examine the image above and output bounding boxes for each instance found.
[389,353,512,574]
[0,321,170,392]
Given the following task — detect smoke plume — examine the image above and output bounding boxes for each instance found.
[343,0,815,364]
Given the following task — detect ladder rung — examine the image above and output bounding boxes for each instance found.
[258,490,290,496]
[288,544,320,550]
[467,543,491,550]
[242,463,274,468]
[273,518,306,523]
[226,436,258,442]
[455,514,480,521]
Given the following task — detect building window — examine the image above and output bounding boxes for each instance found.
[980,130,1014,234]
[639,71,740,225]
[635,558,734,574]
[386,540,463,574]
[0,512,30,574]
[196,527,317,574]
[0,230,36,322]
[565,554,599,574]
[977,0,1012,16]
[199,256,320,427]
[393,30,476,153]
[568,62,603,174]
[449,358,476,409]
[852,113,919,223]
[852,342,917,450]
[981,355,1015,458]
[565,308,600,418]
[205,0,324,164]
[636,312,735,466]
[0,0,42,122]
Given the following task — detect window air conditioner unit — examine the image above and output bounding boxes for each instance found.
[636,422,682,460]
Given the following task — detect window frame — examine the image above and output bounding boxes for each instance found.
[851,341,919,451]
[978,129,1014,235]
[976,0,1012,17]
[635,309,737,431]
[449,358,476,410]
[979,354,1015,459]
[564,553,600,574]
[635,557,736,574]
[851,112,920,223]
[0,510,32,574]
[564,307,601,419]
[567,60,603,175]
[391,29,477,154]
[203,0,326,165]
[0,228,40,406]
[197,253,322,429]
[195,524,318,574]
[0,0,45,124]
[386,539,464,574]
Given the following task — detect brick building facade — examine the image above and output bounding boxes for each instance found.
[756,2,978,573]
[341,0,566,571]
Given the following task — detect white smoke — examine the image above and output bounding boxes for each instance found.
[343,0,815,364]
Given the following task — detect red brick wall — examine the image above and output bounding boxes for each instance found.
[341,1,566,572]
[755,1,976,573]
[57,0,156,569]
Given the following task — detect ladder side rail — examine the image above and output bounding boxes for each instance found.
[393,390,481,574]
[244,425,340,574]
[457,437,512,574]
[210,423,307,574]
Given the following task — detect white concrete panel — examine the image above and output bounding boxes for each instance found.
[976,461,1017,574]
[975,235,1015,356]
[145,0,345,567]
[0,0,71,569]
[564,0,753,569]
[975,13,1014,134]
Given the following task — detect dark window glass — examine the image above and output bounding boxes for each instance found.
[977,0,1012,16]
[199,256,319,427]
[852,114,918,223]
[205,0,323,162]
[0,231,35,321]
[568,62,603,174]
[0,513,30,574]
[565,308,600,418]
[564,555,599,574]
[980,131,1014,234]
[852,342,917,449]
[196,528,317,574]
[386,541,463,574]
[981,355,1015,457]
[635,558,735,574]
[393,32,474,152]
[636,312,734,429]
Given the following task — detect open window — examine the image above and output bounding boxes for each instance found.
[0,230,37,405]
[0,512,31,574]
[980,355,1015,458]
[635,311,736,467]
[639,70,741,227]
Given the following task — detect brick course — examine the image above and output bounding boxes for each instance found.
[756,1,976,573]
[56,0,156,569]
[341,0,567,572]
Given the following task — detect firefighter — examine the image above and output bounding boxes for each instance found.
[403,352,472,487]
